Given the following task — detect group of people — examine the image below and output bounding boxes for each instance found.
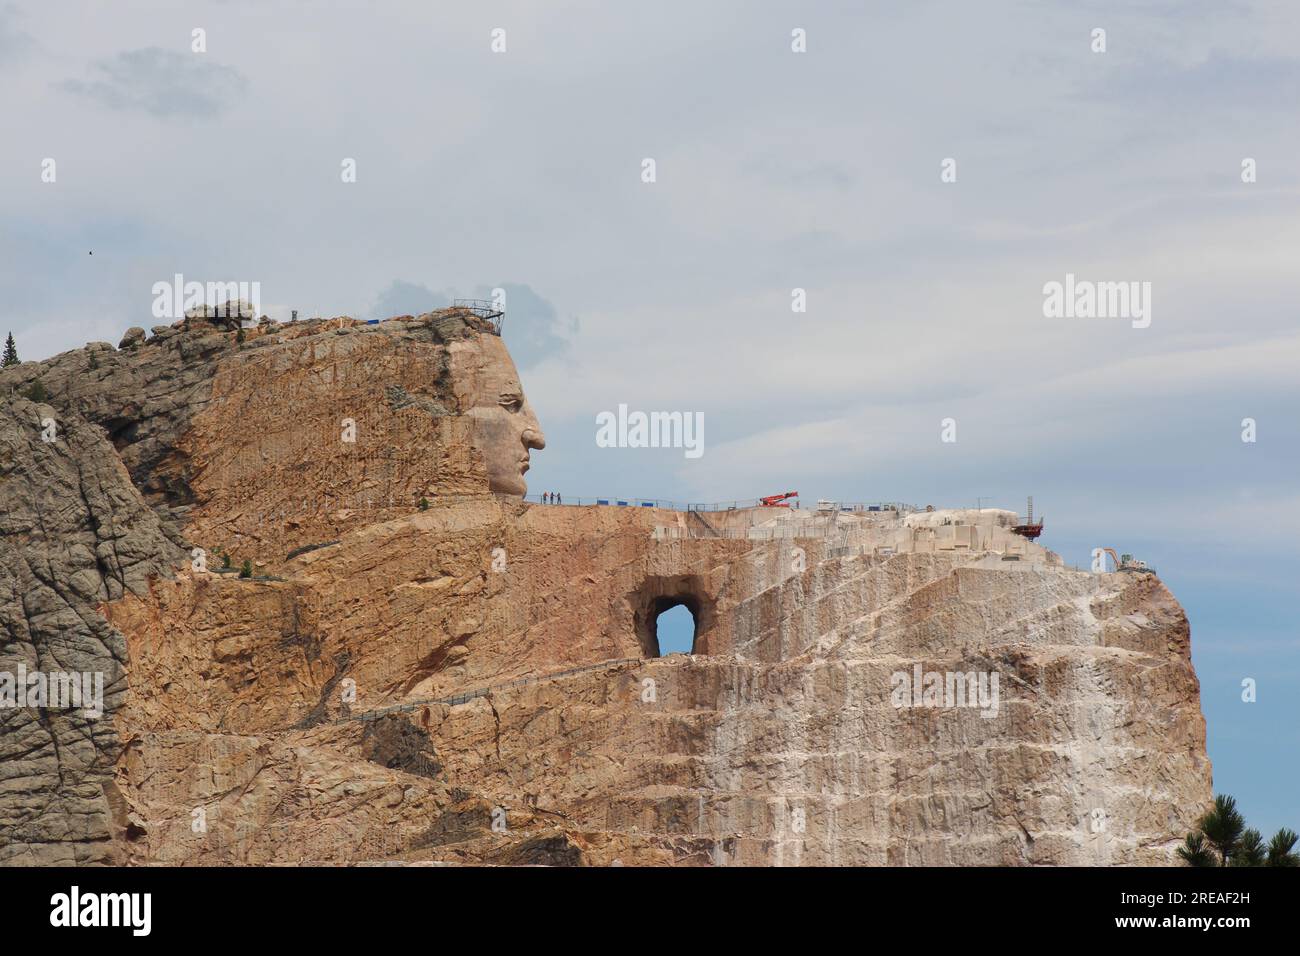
[541,491,563,504]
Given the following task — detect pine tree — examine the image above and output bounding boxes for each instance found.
[1235,829,1266,866]
[21,380,49,403]
[1199,795,1246,865]
[1,333,17,368]
[1267,828,1300,866]
[1177,832,1216,867]
[1180,795,1298,866]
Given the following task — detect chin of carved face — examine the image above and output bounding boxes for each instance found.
[492,469,528,496]
[457,337,546,497]
[476,405,544,495]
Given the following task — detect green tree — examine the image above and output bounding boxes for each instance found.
[1267,828,1300,867]
[1177,832,1216,867]
[1198,795,1246,866]
[1235,829,1266,867]
[2,333,17,367]
[419,497,429,511]
[1180,795,1297,867]
[21,380,49,403]
[239,559,252,578]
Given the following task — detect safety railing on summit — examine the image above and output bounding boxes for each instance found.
[525,494,914,513]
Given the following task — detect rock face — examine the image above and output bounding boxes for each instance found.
[0,395,182,864]
[0,310,1212,866]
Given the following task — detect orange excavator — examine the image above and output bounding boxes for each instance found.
[760,491,798,507]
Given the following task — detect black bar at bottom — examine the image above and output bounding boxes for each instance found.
[0,864,1282,942]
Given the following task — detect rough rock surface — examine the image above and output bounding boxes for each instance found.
[0,311,1212,866]
[0,395,182,864]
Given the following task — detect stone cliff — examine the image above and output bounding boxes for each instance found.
[0,309,1212,865]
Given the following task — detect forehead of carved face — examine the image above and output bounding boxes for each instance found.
[449,334,546,496]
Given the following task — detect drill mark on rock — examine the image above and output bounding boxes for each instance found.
[487,694,503,763]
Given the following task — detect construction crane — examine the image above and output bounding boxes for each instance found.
[759,491,798,507]
[1012,496,1044,540]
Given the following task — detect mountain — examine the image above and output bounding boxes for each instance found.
[0,309,1211,865]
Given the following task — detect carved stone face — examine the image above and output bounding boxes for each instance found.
[451,334,546,496]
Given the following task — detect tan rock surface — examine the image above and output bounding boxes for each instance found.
[1,310,1212,866]
[105,497,1211,866]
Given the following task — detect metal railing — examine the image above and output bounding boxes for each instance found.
[451,298,504,334]
[525,494,914,513]
[653,523,864,542]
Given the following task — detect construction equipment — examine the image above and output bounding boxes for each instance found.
[1012,496,1044,540]
[759,491,798,508]
[1100,548,1154,574]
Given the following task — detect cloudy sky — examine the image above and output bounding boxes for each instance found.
[4,0,1297,836]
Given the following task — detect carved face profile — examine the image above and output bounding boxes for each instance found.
[450,333,545,496]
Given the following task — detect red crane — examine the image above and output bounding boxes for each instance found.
[1012,495,1044,540]
[759,491,799,507]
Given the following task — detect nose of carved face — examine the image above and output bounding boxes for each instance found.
[522,406,545,452]
[515,406,545,485]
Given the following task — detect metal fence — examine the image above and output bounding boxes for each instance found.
[527,494,914,513]
[653,522,865,542]
[451,298,504,334]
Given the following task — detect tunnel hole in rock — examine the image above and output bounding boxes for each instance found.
[655,603,696,656]
[634,577,715,657]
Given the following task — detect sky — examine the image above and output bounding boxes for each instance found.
[3,0,1296,839]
